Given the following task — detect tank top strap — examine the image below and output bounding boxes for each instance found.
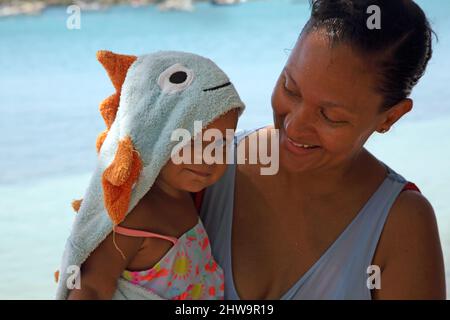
[113,225,178,245]
[346,163,407,266]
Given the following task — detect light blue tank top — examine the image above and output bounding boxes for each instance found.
[199,128,409,300]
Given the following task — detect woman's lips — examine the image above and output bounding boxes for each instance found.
[283,134,321,156]
[184,168,212,178]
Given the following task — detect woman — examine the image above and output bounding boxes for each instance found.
[199,0,446,299]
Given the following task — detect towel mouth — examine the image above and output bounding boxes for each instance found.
[203,81,232,92]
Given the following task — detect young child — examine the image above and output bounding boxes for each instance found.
[55,50,245,300]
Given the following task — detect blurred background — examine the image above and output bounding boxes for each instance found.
[0,0,448,299]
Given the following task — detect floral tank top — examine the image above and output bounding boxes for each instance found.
[114,218,224,300]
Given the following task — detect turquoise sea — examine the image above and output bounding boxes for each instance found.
[0,0,449,299]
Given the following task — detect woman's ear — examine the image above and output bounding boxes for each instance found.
[377,98,413,133]
[102,136,143,225]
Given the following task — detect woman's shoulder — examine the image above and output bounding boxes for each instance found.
[365,150,434,223]
[388,188,436,233]
[365,150,438,249]
[357,150,445,298]
[373,180,445,298]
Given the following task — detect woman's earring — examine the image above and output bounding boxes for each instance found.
[380,128,389,134]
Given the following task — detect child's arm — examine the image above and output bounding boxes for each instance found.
[68,205,147,300]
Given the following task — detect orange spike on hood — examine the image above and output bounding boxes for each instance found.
[99,93,119,129]
[96,50,137,92]
[102,136,143,225]
[71,199,83,212]
[96,50,137,153]
[96,129,108,153]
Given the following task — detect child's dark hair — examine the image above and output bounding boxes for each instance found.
[302,0,435,109]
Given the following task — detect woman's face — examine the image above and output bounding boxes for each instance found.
[158,109,238,193]
[272,31,410,174]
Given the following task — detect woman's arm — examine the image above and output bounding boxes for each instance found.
[373,190,446,300]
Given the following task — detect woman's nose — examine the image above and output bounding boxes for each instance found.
[285,102,316,133]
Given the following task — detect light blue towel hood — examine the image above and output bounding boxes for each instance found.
[55,50,245,299]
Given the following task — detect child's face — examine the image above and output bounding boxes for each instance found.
[158,109,239,193]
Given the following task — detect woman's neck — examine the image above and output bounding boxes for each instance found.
[278,148,376,197]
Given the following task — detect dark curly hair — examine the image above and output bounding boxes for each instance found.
[302,0,435,109]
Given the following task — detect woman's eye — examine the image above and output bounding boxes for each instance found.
[283,82,297,97]
[283,77,300,97]
[158,63,194,94]
[284,84,295,95]
[320,109,346,124]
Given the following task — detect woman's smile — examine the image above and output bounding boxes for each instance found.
[282,133,322,157]
[280,119,322,159]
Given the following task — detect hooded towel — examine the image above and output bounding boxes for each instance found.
[55,50,245,299]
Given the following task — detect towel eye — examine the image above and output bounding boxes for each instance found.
[170,71,187,84]
[158,63,194,94]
